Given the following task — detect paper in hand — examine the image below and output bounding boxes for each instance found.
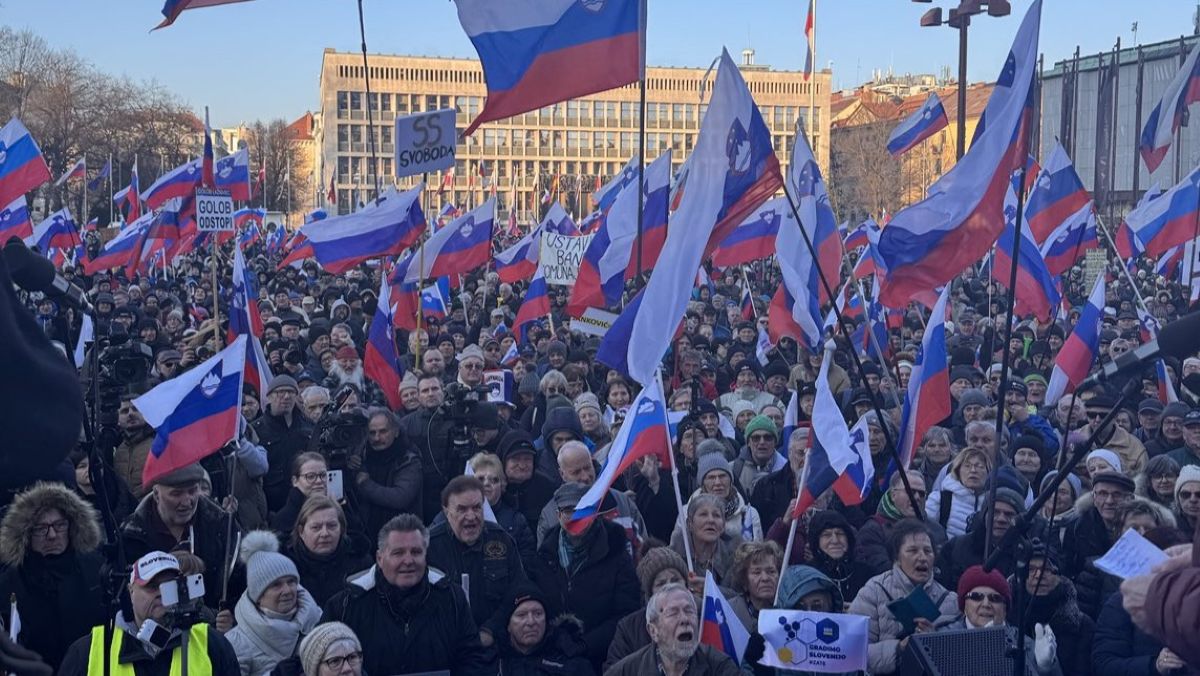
[1094,527,1169,579]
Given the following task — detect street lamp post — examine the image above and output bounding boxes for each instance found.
[913,0,1011,160]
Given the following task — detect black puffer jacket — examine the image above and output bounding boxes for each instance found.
[1092,591,1163,676]
[1060,502,1118,618]
[283,537,371,608]
[933,509,1022,591]
[400,406,458,521]
[749,464,796,531]
[252,405,314,512]
[1014,577,1095,676]
[496,615,596,676]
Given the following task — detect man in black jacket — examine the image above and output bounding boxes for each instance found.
[400,374,459,522]
[1062,471,1134,617]
[321,514,496,675]
[252,374,313,512]
[750,425,809,529]
[352,408,422,537]
[427,476,527,647]
[498,430,556,530]
[934,488,1024,590]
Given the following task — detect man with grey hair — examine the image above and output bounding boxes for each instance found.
[353,408,422,537]
[606,583,740,675]
[322,514,493,675]
[300,385,331,422]
[535,441,646,549]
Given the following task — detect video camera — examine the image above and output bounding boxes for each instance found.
[136,573,206,653]
[440,382,489,462]
[89,329,154,451]
[314,385,368,470]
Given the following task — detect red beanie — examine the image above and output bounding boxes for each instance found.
[956,564,1011,611]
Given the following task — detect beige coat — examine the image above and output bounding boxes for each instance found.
[848,564,959,675]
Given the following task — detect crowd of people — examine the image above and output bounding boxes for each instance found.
[6,230,1200,676]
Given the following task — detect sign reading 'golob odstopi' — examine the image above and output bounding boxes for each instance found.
[195,188,234,232]
[394,109,456,178]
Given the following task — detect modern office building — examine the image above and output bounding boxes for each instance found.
[316,48,832,220]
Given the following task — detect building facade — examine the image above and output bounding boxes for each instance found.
[316,49,831,220]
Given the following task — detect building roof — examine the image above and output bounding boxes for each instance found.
[831,83,993,130]
[283,112,315,142]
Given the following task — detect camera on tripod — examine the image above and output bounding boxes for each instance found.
[441,382,489,461]
[88,331,154,451]
[314,385,368,470]
[136,573,206,653]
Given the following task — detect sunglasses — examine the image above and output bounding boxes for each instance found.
[749,433,775,443]
[1180,490,1200,500]
[964,592,1006,604]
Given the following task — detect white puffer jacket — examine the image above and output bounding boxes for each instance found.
[225,586,322,676]
[924,472,985,538]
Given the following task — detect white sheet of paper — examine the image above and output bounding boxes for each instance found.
[1094,527,1169,580]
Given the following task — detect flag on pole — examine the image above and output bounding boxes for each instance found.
[301,185,427,274]
[404,198,495,283]
[711,197,786,268]
[154,0,254,29]
[801,0,815,80]
[0,118,51,209]
[228,246,273,397]
[88,158,112,191]
[55,158,86,187]
[1140,39,1200,173]
[1024,141,1091,244]
[1046,273,1105,404]
[701,570,750,663]
[887,92,949,156]
[1123,164,1200,257]
[133,336,247,485]
[364,268,404,410]
[894,286,951,478]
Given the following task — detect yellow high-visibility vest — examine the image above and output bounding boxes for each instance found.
[86,623,211,676]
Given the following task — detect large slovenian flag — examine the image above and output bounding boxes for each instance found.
[1024,141,1091,244]
[566,377,670,534]
[405,197,495,283]
[991,181,1060,322]
[1140,39,1200,173]
[514,268,551,342]
[793,348,875,516]
[598,49,781,384]
[887,91,949,156]
[711,196,785,268]
[1046,273,1105,404]
[0,196,32,242]
[215,147,251,200]
[228,246,272,397]
[1123,164,1200,257]
[0,118,51,209]
[1115,185,1160,261]
[701,570,750,664]
[1039,206,1098,276]
[454,0,644,137]
[495,202,569,283]
[84,213,152,274]
[593,154,639,213]
[364,267,404,410]
[155,0,254,29]
[877,0,1041,307]
[134,336,247,485]
[569,151,671,314]
[302,184,426,274]
[26,209,79,253]
[894,286,951,477]
[142,158,201,211]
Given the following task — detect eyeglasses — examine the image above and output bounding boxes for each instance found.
[299,472,327,483]
[461,362,483,371]
[749,433,775,443]
[1180,490,1200,500]
[31,520,69,538]
[1085,411,1108,419]
[321,651,363,670]
[964,592,1006,604]
[1093,489,1129,502]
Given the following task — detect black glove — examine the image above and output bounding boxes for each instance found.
[743,631,766,666]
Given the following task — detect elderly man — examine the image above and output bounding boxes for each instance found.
[1062,471,1135,617]
[856,470,946,575]
[1083,393,1148,475]
[322,514,494,675]
[1167,409,1200,467]
[353,409,422,537]
[457,344,487,388]
[718,362,781,415]
[606,583,740,676]
[59,552,239,676]
[253,374,315,512]
[120,464,239,608]
[535,441,645,549]
[300,385,331,423]
[428,476,527,648]
[323,345,386,406]
[731,414,785,498]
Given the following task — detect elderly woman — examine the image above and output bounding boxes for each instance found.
[467,452,536,567]
[925,447,991,538]
[726,541,783,631]
[287,622,363,676]
[671,494,742,586]
[226,531,322,676]
[0,483,107,670]
[849,519,958,675]
[1119,498,1176,536]
[805,510,873,604]
[681,453,762,541]
[1012,434,1049,488]
[1085,449,1123,480]
[942,565,1062,675]
[282,496,371,607]
[1137,455,1180,509]
[1172,465,1200,533]
[913,426,955,490]
[1038,470,1084,548]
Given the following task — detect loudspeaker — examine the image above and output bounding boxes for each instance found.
[900,626,1018,676]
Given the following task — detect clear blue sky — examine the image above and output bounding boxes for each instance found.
[4,1,1193,127]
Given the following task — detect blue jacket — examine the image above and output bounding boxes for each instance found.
[1092,592,1162,676]
[1009,412,1060,455]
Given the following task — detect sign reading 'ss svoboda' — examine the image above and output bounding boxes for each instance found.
[394,109,456,178]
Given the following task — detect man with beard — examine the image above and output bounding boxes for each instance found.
[606,583,740,675]
[113,395,156,500]
[323,345,385,407]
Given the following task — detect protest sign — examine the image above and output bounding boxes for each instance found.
[759,610,868,673]
[539,231,594,285]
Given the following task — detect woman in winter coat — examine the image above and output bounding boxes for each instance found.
[912,426,956,492]
[226,531,323,676]
[0,483,107,671]
[677,451,763,542]
[925,447,991,538]
[1092,592,1175,676]
[726,541,783,631]
[282,496,371,608]
[849,519,958,675]
[804,510,874,605]
[670,494,743,585]
[1134,454,1180,509]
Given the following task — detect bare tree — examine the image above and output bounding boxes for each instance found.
[243,119,308,213]
[829,121,903,224]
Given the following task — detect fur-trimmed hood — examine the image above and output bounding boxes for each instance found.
[0,482,102,566]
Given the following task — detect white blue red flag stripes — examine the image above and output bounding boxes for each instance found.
[1123,164,1200,257]
[455,0,644,136]
[1024,141,1091,244]
[495,202,567,283]
[894,286,951,477]
[788,124,841,306]
[592,154,639,213]
[142,158,200,211]
[701,570,750,663]
[405,197,495,283]
[769,208,824,350]
[88,158,111,192]
[1140,39,1200,173]
[215,147,251,201]
[514,268,551,341]
[711,196,785,268]
[55,158,86,187]
[26,209,79,253]
[155,0,253,29]
[566,377,670,534]
[1039,206,1097,276]
[364,268,404,410]
[597,49,781,384]
[1046,273,1105,404]
[992,186,1060,322]
[302,184,426,274]
[0,118,50,210]
[887,91,949,156]
[84,213,152,274]
[801,0,815,80]
[133,336,247,485]
[877,0,1041,308]
[228,246,272,397]
[793,347,875,516]
[0,196,32,242]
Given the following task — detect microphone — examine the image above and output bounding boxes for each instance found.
[3,237,93,313]
[1078,311,1200,390]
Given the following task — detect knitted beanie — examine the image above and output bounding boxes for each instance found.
[239,531,299,604]
[1175,464,1200,502]
[636,546,689,599]
[696,439,728,459]
[574,392,602,416]
[744,414,778,441]
[299,622,360,676]
[1086,449,1123,474]
[956,564,1012,611]
[697,452,732,485]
